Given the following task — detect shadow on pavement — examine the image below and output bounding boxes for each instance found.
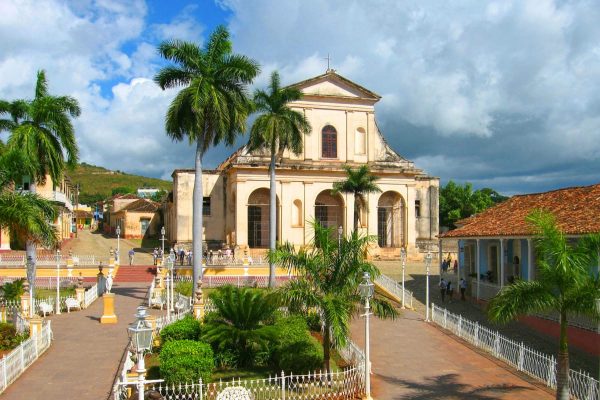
[111,285,149,301]
[377,373,533,400]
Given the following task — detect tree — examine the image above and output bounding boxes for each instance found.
[154,26,259,286]
[332,165,381,232]
[202,285,279,367]
[248,71,311,288]
[150,189,167,202]
[271,221,398,372]
[110,186,135,196]
[439,181,503,229]
[6,70,80,264]
[488,210,600,400]
[0,279,25,301]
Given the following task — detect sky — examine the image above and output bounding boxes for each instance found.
[1,0,599,195]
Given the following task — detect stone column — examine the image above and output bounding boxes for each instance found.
[192,278,204,321]
[476,239,481,300]
[500,239,505,288]
[527,238,533,281]
[100,293,117,324]
[29,316,43,337]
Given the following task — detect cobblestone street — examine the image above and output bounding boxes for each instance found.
[373,260,599,377]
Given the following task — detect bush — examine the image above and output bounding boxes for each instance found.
[273,316,323,373]
[160,315,201,344]
[0,323,26,350]
[305,312,322,332]
[159,340,214,384]
[175,281,193,297]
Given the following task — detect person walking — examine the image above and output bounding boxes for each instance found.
[460,278,467,300]
[446,280,454,303]
[439,278,447,303]
[128,248,135,266]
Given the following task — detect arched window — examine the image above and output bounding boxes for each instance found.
[355,127,366,155]
[321,125,337,158]
[292,199,303,227]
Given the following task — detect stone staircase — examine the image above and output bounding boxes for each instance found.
[114,265,156,283]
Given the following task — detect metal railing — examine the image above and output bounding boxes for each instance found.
[430,304,600,400]
[374,273,414,309]
[202,275,294,288]
[0,321,52,393]
[0,254,97,266]
[114,366,364,400]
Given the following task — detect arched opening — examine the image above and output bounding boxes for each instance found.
[292,199,303,227]
[321,125,337,159]
[314,190,344,232]
[247,188,279,248]
[377,191,405,248]
[355,127,366,155]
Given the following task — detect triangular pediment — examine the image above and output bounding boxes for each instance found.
[289,71,381,102]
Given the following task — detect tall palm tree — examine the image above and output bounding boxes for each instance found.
[332,165,381,231]
[248,71,311,288]
[7,70,80,264]
[154,26,259,285]
[488,210,600,400]
[271,220,398,372]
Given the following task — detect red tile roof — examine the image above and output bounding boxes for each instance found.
[120,199,159,213]
[441,183,600,238]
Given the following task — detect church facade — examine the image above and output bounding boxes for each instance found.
[164,71,439,260]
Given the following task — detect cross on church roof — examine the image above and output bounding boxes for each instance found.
[324,53,335,73]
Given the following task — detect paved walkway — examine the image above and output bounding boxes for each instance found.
[62,229,155,265]
[350,310,554,399]
[1,283,153,400]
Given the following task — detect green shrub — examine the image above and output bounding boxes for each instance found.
[175,281,193,297]
[160,315,201,344]
[159,340,214,384]
[273,316,323,373]
[0,323,26,350]
[305,312,322,332]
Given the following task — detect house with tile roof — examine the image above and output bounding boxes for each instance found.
[439,183,600,331]
[111,199,161,239]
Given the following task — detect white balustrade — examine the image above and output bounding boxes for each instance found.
[430,304,600,400]
[374,273,414,309]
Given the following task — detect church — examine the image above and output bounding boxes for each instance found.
[163,70,439,260]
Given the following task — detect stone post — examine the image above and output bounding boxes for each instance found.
[145,314,159,347]
[20,294,30,318]
[66,257,74,277]
[75,287,85,308]
[29,316,43,337]
[100,293,117,324]
[0,305,6,322]
[193,278,204,321]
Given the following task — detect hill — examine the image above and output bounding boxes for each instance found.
[68,162,172,205]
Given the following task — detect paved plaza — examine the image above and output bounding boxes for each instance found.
[2,283,152,400]
[350,310,554,399]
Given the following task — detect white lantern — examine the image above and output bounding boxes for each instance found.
[358,272,374,300]
[128,306,153,354]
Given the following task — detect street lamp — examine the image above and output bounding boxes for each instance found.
[160,226,166,263]
[338,225,343,248]
[358,272,374,400]
[128,306,153,400]
[55,249,61,314]
[115,225,121,264]
[400,247,407,309]
[425,248,432,322]
[166,253,175,318]
[25,257,34,318]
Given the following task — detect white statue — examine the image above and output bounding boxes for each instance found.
[106,271,113,293]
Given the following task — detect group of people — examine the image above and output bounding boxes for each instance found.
[439,277,468,302]
[203,247,235,264]
[441,254,458,273]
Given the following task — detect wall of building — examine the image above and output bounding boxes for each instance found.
[113,210,161,239]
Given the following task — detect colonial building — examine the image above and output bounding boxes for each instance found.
[164,71,439,260]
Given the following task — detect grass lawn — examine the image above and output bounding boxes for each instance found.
[35,287,76,298]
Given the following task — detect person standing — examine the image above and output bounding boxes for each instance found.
[460,278,468,300]
[446,280,454,303]
[439,278,447,303]
[128,248,135,266]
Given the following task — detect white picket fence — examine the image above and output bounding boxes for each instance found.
[430,304,600,400]
[374,273,414,309]
[0,321,53,393]
[0,254,97,266]
[0,276,80,289]
[83,283,99,308]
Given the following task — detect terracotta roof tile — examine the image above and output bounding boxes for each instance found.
[120,199,159,213]
[441,183,600,238]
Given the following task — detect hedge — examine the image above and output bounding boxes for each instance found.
[160,315,201,344]
[159,340,214,384]
[273,316,323,373]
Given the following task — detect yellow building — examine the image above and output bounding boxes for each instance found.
[1,173,75,249]
[111,199,161,239]
[164,71,439,260]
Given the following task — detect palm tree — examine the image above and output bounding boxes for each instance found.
[154,26,259,285]
[488,210,600,400]
[271,221,398,372]
[0,279,25,302]
[332,165,381,232]
[202,285,279,367]
[248,71,311,288]
[6,70,80,264]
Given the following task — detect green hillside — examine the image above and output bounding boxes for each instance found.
[68,162,172,205]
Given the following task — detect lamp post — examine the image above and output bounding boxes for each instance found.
[166,253,175,317]
[358,272,374,400]
[55,249,61,314]
[169,250,176,313]
[425,248,432,322]
[128,306,153,400]
[337,225,343,248]
[160,226,166,263]
[400,247,406,309]
[115,225,121,264]
[26,257,34,318]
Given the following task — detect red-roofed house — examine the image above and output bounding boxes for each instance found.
[110,199,161,239]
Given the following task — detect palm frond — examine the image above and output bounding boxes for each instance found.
[488,280,556,324]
